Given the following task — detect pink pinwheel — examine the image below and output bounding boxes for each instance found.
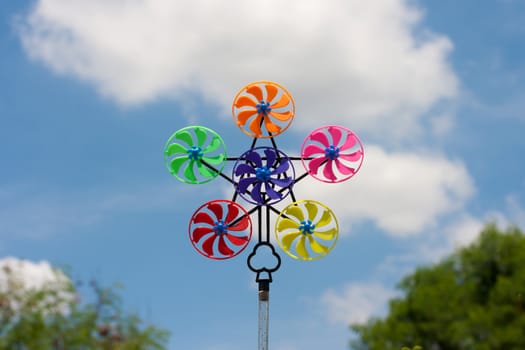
[301,125,364,183]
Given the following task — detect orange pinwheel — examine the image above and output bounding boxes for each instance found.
[232,81,295,138]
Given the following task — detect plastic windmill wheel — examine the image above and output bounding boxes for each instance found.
[232,81,295,138]
[301,125,364,183]
[232,147,295,206]
[275,200,339,260]
[189,200,252,260]
[164,126,227,184]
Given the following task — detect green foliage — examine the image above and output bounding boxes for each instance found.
[351,224,525,350]
[0,265,169,350]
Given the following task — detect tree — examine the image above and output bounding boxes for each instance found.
[351,224,525,350]
[0,258,169,350]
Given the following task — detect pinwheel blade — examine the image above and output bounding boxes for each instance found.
[316,210,333,228]
[270,93,290,109]
[169,156,188,174]
[251,182,264,204]
[183,160,197,182]
[207,202,223,221]
[197,162,216,178]
[249,115,263,136]
[202,235,217,257]
[295,236,308,258]
[246,85,264,101]
[218,235,234,256]
[335,159,355,175]
[234,164,256,176]
[175,130,194,146]
[313,227,337,240]
[265,183,282,200]
[269,111,292,121]
[270,177,293,188]
[328,126,343,146]
[281,231,301,251]
[234,95,257,108]
[272,160,290,175]
[193,212,215,225]
[309,130,330,147]
[339,151,363,162]
[264,149,277,168]
[226,234,249,246]
[264,117,281,134]
[202,154,225,165]
[265,84,278,102]
[225,203,240,223]
[191,227,213,243]
[165,143,187,156]
[277,218,299,231]
[303,144,325,158]
[245,150,263,167]
[237,177,258,193]
[237,109,257,126]
[194,127,207,147]
[284,205,305,221]
[323,160,337,181]
[228,216,249,231]
[202,135,222,153]
[305,202,318,220]
[308,236,329,254]
[307,157,326,175]
[340,133,357,151]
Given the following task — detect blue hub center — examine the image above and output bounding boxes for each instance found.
[299,220,316,235]
[213,220,228,235]
[255,166,272,182]
[256,100,272,116]
[187,146,203,161]
[325,145,340,160]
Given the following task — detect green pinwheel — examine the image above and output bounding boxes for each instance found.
[164,126,227,184]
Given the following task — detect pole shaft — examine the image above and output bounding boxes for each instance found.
[258,281,270,350]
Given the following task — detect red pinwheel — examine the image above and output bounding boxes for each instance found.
[189,200,252,260]
[301,125,364,183]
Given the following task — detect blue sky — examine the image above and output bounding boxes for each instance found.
[1,0,525,349]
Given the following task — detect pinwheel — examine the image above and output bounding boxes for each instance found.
[189,200,252,260]
[164,126,227,184]
[232,81,295,138]
[275,200,339,260]
[301,125,364,183]
[232,147,295,205]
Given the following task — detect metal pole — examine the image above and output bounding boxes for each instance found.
[258,280,270,350]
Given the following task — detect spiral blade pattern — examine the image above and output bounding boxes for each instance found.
[232,147,295,205]
[163,126,227,184]
[301,125,364,183]
[189,200,252,260]
[232,81,295,138]
[275,200,339,260]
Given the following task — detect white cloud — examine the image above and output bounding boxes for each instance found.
[294,144,475,236]
[0,257,72,312]
[18,0,458,140]
[444,214,484,249]
[321,282,396,324]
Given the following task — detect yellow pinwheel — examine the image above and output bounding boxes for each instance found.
[275,200,339,260]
